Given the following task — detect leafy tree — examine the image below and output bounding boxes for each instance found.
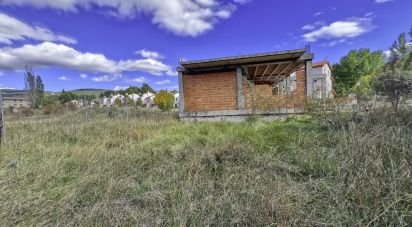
[141,83,156,94]
[373,71,412,111]
[24,67,44,109]
[43,95,60,106]
[333,49,384,95]
[113,97,123,107]
[99,90,114,98]
[125,86,141,95]
[373,25,412,111]
[58,91,77,104]
[387,28,412,71]
[154,90,174,111]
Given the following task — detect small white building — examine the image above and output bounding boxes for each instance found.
[127,94,141,103]
[311,61,334,99]
[141,92,155,108]
[173,93,179,108]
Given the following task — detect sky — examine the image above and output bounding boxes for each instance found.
[0,0,411,92]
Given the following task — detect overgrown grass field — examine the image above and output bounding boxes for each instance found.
[0,109,411,226]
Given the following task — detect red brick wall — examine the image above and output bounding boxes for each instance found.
[183,71,237,112]
[295,70,306,97]
[182,69,308,112]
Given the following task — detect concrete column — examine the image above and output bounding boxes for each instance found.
[236,66,245,110]
[178,71,185,113]
[306,60,313,97]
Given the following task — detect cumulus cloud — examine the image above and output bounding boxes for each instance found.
[0,42,176,80]
[302,17,376,43]
[80,73,88,79]
[1,0,247,37]
[375,0,394,3]
[313,11,324,17]
[113,85,128,91]
[155,79,171,85]
[57,76,70,81]
[135,49,163,59]
[92,74,122,82]
[0,13,76,45]
[127,76,146,83]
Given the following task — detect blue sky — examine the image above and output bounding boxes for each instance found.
[0,0,411,92]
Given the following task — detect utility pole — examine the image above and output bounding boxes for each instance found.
[0,90,6,145]
[125,93,129,121]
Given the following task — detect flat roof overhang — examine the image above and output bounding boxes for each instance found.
[179,49,311,70]
[178,48,313,84]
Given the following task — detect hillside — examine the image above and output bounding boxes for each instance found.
[60,89,109,96]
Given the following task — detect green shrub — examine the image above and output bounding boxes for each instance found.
[154,90,174,111]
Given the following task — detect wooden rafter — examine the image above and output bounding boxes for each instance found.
[261,65,270,77]
[253,65,260,77]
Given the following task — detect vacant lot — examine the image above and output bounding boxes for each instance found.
[0,109,411,226]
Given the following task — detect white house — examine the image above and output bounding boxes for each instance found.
[311,61,334,99]
[141,92,155,108]
[128,94,141,103]
[173,93,179,108]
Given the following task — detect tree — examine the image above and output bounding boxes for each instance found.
[154,90,174,111]
[333,49,385,96]
[373,25,412,111]
[113,97,123,107]
[387,28,412,71]
[99,90,114,98]
[24,67,45,109]
[125,86,141,95]
[58,91,77,104]
[373,71,412,111]
[141,83,156,94]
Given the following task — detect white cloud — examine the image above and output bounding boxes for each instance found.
[313,11,324,17]
[1,0,247,37]
[113,85,128,91]
[155,79,171,85]
[0,87,16,90]
[301,21,325,31]
[0,42,176,79]
[135,49,163,59]
[375,0,394,3]
[57,76,70,81]
[80,73,88,79]
[0,13,76,45]
[302,17,375,43]
[92,74,122,82]
[127,76,146,83]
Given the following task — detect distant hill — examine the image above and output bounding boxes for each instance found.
[60,89,110,96]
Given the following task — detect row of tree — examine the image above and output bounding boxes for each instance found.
[99,83,157,98]
[333,25,412,110]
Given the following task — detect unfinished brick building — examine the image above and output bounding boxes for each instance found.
[177,49,314,121]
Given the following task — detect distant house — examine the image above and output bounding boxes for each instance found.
[128,94,141,103]
[311,61,334,99]
[1,90,31,110]
[141,92,155,108]
[173,93,179,108]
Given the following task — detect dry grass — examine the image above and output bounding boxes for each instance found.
[0,108,411,226]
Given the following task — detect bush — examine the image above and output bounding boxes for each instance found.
[19,107,34,117]
[154,91,174,111]
[43,104,63,115]
[67,102,79,111]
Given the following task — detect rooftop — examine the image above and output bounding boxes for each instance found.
[179,49,313,71]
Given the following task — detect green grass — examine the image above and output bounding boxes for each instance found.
[0,109,410,226]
